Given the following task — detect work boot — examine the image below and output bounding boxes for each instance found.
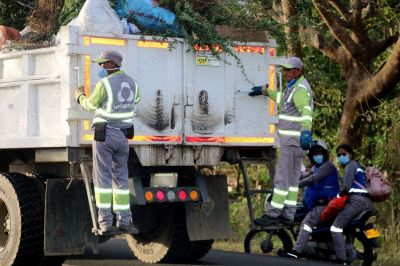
[285,249,301,259]
[118,224,139,235]
[279,216,294,226]
[254,214,279,226]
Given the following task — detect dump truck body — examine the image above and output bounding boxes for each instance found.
[0,26,280,265]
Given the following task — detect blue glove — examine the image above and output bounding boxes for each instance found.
[248,86,262,96]
[300,130,312,150]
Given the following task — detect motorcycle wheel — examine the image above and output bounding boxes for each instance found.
[349,232,376,266]
[244,228,293,255]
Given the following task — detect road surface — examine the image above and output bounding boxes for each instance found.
[64,238,328,266]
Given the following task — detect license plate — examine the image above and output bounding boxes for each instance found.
[364,228,380,239]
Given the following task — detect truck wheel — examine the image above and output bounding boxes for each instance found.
[126,205,213,263]
[0,173,44,266]
[126,205,175,263]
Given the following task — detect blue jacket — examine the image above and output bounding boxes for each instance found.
[302,160,339,210]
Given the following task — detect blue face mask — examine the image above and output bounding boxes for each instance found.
[338,154,350,165]
[313,155,324,165]
[97,68,109,78]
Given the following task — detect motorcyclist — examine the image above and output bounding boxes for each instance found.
[330,144,373,264]
[286,140,339,259]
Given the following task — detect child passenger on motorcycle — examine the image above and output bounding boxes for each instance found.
[330,144,373,264]
[286,140,339,259]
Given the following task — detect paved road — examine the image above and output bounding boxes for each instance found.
[64,239,328,266]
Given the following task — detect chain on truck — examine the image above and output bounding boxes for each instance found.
[0,25,281,265]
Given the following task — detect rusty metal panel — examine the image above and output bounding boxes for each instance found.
[185,175,232,241]
[45,179,97,255]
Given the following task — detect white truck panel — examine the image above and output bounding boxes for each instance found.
[0,26,278,153]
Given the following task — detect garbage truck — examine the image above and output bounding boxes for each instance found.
[0,25,280,265]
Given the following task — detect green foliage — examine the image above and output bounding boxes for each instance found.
[302,47,346,149]
[0,0,34,30]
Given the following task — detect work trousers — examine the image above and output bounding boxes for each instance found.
[330,195,373,261]
[93,127,131,230]
[266,145,305,220]
[293,205,325,253]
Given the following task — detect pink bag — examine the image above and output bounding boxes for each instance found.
[364,167,391,202]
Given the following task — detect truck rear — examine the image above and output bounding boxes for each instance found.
[0,26,279,265]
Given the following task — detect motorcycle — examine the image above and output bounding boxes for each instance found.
[244,202,380,266]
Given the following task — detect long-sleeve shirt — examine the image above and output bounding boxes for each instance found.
[299,160,337,188]
[339,160,358,195]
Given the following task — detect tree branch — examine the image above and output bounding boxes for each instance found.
[300,26,340,62]
[350,0,373,48]
[355,35,400,105]
[330,0,351,20]
[372,33,400,58]
[313,0,358,56]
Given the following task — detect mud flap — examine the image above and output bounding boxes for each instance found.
[45,179,97,255]
[185,175,232,241]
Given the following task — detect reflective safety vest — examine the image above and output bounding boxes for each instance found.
[277,76,314,146]
[93,73,140,125]
[303,163,339,210]
[349,162,368,194]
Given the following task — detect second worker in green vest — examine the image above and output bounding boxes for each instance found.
[249,57,314,226]
[74,50,141,234]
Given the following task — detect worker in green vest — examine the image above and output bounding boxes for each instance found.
[74,50,140,234]
[249,57,314,226]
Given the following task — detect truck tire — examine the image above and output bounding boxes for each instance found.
[126,205,213,263]
[0,173,44,266]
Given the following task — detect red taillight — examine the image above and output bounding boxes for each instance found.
[156,190,165,201]
[178,190,187,201]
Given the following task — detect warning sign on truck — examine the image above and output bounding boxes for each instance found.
[196,51,220,67]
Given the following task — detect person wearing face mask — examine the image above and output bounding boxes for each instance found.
[285,140,339,259]
[329,144,373,264]
[74,50,141,235]
[249,57,314,227]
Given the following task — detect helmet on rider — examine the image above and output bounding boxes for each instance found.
[308,139,329,165]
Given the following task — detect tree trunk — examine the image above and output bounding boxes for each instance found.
[281,0,303,57]
[339,60,373,144]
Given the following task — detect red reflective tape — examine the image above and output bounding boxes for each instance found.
[185,137,225,143]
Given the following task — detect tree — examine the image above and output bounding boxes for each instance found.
[263,0,400,144]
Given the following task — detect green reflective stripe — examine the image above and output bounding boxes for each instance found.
[286,188,298,204]
[134,84,141,103]
[102,78,114,112]
[271,201,285,209]
[95,187,112,208]
[113,188,130,195]
[271,188,286,209]
[274,188,288,196]
[113,204,130,210]
[276,92,282,104]
[82,98,97,110]
[113,192,130,207]
[97,203,112,209]
[96,187,112,193]
[122,119,132,122]
[279,114,311,122]
[286,76,305,103]
[93,117,108,124]
[278,129,301,136]
[303,106,312,111]
[284,200,297,206]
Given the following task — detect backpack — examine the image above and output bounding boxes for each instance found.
[363,167,391,202]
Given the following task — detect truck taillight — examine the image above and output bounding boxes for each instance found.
[145,191,154,201]
[189,190,199,201]
[178,190,187,201]
[156,190,165,201]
